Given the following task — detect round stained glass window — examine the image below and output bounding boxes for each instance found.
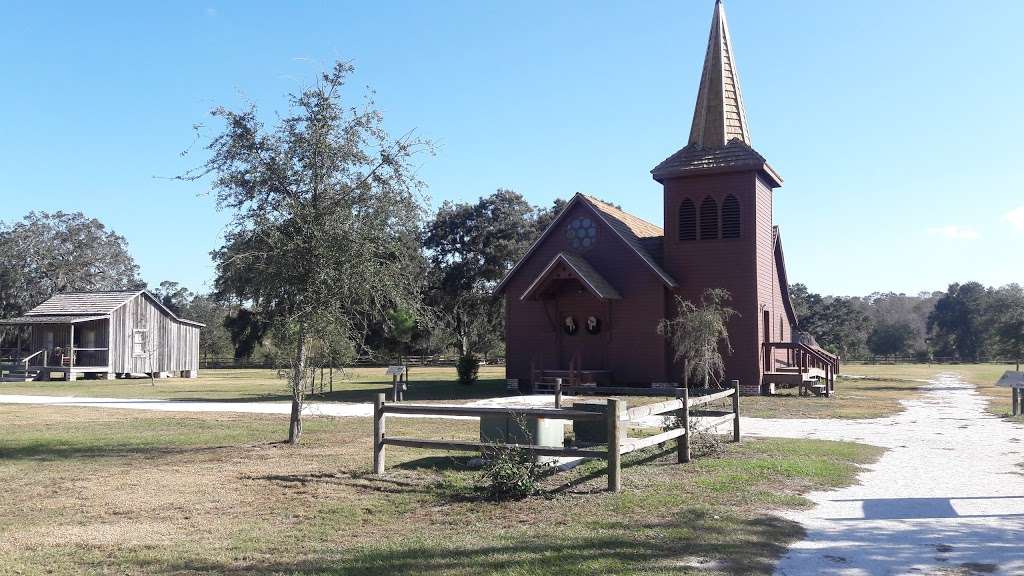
[566,217,597,251]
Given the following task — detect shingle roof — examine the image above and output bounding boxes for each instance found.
[493,193,678,295]
[21,290,206,327]
[688,0,750,149]
[651,140,782,186]
[0,315,108,325]
[583,196,677,288]
[521,252,622,301]
[26,291,142,316]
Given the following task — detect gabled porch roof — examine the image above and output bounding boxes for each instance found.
[521,252,622,301]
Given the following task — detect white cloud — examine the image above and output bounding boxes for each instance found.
[1007,206,1024,231]
[205,7,218,17]
[928,225,980,241]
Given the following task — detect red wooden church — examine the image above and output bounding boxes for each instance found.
[496,0,839,395]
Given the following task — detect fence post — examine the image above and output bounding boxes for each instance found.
[1015,388,1021,417]
[731,379,741,442]
[677,387,690,464]
[554,378,563,409]
[607,398,623,492]
[373,393,386,474]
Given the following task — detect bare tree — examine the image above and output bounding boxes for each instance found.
[658,289,737,388]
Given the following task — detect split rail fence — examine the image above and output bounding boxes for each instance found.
[372,381,741,492]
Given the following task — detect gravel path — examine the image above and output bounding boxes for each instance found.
[740,373,1024,576]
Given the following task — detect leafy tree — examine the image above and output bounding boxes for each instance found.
[180,294,236,360]
[867,321,916,358]
[658,289,737,388]
[0,211,142,317]
[928,282,992,360]
[152,281,193,316]
[791,286,871,359]
[423,189,539,361]
[991,284,1024,362]
[182,61,428,443]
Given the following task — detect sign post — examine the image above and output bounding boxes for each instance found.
[996,371,1024,416]
[386,366,407,402]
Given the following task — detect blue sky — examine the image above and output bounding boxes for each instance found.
[2,0,1022,297]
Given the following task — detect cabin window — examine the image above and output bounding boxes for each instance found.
[721,194,741,239]
[132,329,148,357]
[700,197,719,240]
[678,199,696,241]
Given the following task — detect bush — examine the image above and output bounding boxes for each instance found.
[476,445,546,501]
[457,352,480,385]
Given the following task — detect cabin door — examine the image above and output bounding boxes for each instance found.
[555,285,605,370]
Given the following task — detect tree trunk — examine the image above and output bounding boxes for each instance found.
[288,322,308,445]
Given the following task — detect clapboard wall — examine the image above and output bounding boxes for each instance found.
[109,293,200,374]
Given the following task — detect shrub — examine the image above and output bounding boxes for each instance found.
[457,352,480,385]
[476,445,546,501]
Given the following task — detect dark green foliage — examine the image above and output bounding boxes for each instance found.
[456,352,480,385]
[928,282,993,361]
[424,189,556,359]
[0,211,142,317]
[867,321,916,358]
[476,444,547,501]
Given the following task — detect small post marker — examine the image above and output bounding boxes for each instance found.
[373,393,386,474]
[607,398,623,492]
[554,378,563,409]
[731,379,741,442]
[680,387,691,464]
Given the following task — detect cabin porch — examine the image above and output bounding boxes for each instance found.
[0,316,113,382]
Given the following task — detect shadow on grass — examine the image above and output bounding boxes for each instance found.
[0,441,252,462]
[136,507,797,575]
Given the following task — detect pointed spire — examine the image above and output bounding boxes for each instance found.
[688,0,751,149]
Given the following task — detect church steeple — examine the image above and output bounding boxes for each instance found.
[688,0,750,149]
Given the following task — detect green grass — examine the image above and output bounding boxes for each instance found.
[0,404,881,575]
[0,365,509,403]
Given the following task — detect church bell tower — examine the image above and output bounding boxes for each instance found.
[652,0,786,392]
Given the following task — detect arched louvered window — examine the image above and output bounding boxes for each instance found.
[678,198,696,241]
[721,194,741,239]
[699,197,719,240]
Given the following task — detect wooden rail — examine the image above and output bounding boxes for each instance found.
[371,380,742,493]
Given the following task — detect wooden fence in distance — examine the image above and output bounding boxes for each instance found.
[372,381,741,492]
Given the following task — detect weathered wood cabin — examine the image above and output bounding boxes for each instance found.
[0,291,203,381]
[496,0,839,395]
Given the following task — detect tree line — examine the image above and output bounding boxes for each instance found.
[791,283,1024,362]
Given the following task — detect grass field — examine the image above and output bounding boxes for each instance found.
[841,362,1020,418]
[0,403,880,575]
[0,366,510,403]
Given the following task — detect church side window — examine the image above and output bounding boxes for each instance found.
[700,197,719,240]
[678,198,696,241]
[722,194,741,239]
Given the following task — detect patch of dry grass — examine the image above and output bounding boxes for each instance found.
[0,404,880,575]
[840,363,1020,418]
[740,371,924,420]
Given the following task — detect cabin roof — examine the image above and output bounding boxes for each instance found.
[21,290,205,327]
[0,314,108,325]
[773,226,798,326]
[27,291,140,315]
